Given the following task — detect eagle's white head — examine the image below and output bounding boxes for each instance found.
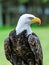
[16,14,41,35]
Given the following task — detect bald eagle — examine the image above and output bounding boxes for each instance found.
[4,14,43,65]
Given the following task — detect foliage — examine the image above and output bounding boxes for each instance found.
[17,0,29,4]
[42,0,49,3]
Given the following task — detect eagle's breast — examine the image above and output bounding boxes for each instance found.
[10,30,32,59]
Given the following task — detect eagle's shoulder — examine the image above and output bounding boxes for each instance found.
[32,32,38,37]
[9,29,16,37]
[28,32,39,43]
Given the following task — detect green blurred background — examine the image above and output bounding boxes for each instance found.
[0,0,49,65]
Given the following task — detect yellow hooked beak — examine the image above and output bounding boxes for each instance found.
[31,17,41,24]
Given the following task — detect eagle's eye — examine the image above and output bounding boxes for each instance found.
[28,17,34,20]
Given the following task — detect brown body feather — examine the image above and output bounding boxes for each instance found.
[4,30,43,65]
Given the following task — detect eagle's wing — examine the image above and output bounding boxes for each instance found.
[4,30,22,65]
[4,37,22,65]
[28,33,43,65]
[4,37,13,63]
[4,30,17,62]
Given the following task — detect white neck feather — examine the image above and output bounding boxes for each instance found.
[16,24,32,36]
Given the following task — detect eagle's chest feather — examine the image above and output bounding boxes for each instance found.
[12,35,31,57]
